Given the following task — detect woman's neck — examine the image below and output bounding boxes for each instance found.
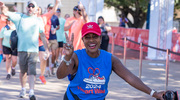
[99,22,104,25]
[86,49,100,58]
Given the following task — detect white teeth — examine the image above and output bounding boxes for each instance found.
[89,44,96,47]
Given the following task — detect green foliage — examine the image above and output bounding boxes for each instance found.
[104,0,148,11]
[175,0,180,9]
[104,0,149,28]
[105,0,180,27]
[173,0,180,19]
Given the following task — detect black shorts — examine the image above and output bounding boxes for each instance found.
[58,42,64,48]
[39,45,45,51]
[3,46,17,56]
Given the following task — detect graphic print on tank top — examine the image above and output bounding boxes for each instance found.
[66,49,112,99]
[83,67,106,85]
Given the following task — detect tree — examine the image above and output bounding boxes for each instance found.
[174,0,180,19]
[104,0,149,28]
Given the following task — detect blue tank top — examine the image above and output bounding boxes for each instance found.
[66,49,112,100]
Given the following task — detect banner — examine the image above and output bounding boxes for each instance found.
[124,28,136,49]
[109,27,124,46]
[136,29,149,52]
[109,27,149,52]
[109,27,180,61]
[171,33,180,61]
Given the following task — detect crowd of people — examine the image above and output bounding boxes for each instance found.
[0,0,166,100]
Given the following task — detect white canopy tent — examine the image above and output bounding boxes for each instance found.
[147,0,174,60]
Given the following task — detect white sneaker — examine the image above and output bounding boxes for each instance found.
[83,74,106,85]
[19,89,26,98]
[37,58,40,62]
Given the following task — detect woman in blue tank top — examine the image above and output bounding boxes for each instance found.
[57,22,165,100]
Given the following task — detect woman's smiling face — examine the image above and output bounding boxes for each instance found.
[82,33,101,53]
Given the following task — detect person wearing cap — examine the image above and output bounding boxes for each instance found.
[55,8,66,65]
[0,19,17,80]
[57,22,165,100]
[36,0,59,84]
[0,1,49,100]
[64,2,88,51]
[46,3,60,76]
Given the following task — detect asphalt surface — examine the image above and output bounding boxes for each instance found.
[0,45,180,100]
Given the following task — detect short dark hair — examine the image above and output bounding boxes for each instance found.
[98,16,104,21]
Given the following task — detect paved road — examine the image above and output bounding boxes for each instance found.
[0,46,180,100]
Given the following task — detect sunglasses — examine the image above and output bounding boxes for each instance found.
[73,7,81,11]
[48,7,53,9]
[28,4,35,8]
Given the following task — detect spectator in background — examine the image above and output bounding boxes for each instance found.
[97,16,111,51]
[64,14,70,20]
[0,19,17,80]
[37,7,42,15]
[55,8,66,63]
[0,1,49,99]
[64,13,70,35]
[36,0,59,84]
[119,14,128,27]
[47,3,60,75]
[64,2,88,50]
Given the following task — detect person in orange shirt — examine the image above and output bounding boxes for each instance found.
[36,0,59,84]
[64,2,88,50]
[0,14,7,32]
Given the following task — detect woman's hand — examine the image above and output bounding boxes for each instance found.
[63,33,74,60]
